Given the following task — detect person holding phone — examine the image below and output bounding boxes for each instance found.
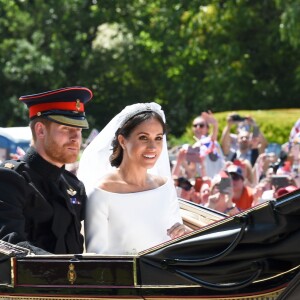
[205,170,240,216]
[226,164,256,210]
[174,176,201,203]
[221,113,268,167]
[172,111,225,180]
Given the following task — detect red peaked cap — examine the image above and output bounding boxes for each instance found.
[19,86,93,129]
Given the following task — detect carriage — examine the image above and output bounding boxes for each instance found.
[1,190,300,300]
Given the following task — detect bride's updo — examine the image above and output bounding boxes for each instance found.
[110,111,166,167]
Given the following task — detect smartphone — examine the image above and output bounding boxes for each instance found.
[186,146,201,163]
[265,143,281,157]
[271,175,290,189]
[218,177,232,195]
[252,126,260,138]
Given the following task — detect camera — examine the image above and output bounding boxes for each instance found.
[185,146,201,163]
[231,114,247,122]
[177,177,193,191]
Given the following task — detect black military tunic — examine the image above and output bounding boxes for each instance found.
[0,147,87,254]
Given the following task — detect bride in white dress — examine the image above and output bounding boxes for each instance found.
[78,102,188,255]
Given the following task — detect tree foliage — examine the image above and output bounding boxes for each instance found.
[0,0,299,138]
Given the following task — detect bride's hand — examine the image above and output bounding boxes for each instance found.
[167,222,190,239]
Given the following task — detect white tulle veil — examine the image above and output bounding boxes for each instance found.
[77,102,171,195]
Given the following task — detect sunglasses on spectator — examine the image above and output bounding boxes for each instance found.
[230,173,243,181]
[193,123,206,128]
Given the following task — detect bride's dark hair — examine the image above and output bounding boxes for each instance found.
[110,111,166,167]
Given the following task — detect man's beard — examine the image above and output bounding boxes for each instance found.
[45,139,80,165]
[239,143,249,151]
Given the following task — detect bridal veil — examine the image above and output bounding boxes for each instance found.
[77,102,172,195]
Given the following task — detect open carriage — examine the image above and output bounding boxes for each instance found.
[1,190,300,300]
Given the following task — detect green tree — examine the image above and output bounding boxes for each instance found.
[89,0,300,136]
[0,0,104,127]
[1,0,300,141]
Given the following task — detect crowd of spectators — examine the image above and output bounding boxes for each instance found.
[171,112,300,216]
[7,110,299,218]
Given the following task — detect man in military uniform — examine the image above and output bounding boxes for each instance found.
[0,86,93,254]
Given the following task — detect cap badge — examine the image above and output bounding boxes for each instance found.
[4,163,15,169]
[76,99,81,111]
[67,188,77,197]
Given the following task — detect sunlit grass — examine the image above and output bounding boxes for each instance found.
[168,108,300,147]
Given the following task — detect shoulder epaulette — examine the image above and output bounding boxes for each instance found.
[1,160,26,171]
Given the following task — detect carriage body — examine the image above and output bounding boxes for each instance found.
[1,193,300,300]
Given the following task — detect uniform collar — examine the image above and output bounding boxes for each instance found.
[23,146,65,181]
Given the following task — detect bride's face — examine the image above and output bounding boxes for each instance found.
[119,117,164,169]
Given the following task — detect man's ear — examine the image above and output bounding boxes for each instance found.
[34,122,46,139]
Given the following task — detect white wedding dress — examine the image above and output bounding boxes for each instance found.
[85,178,182,255]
